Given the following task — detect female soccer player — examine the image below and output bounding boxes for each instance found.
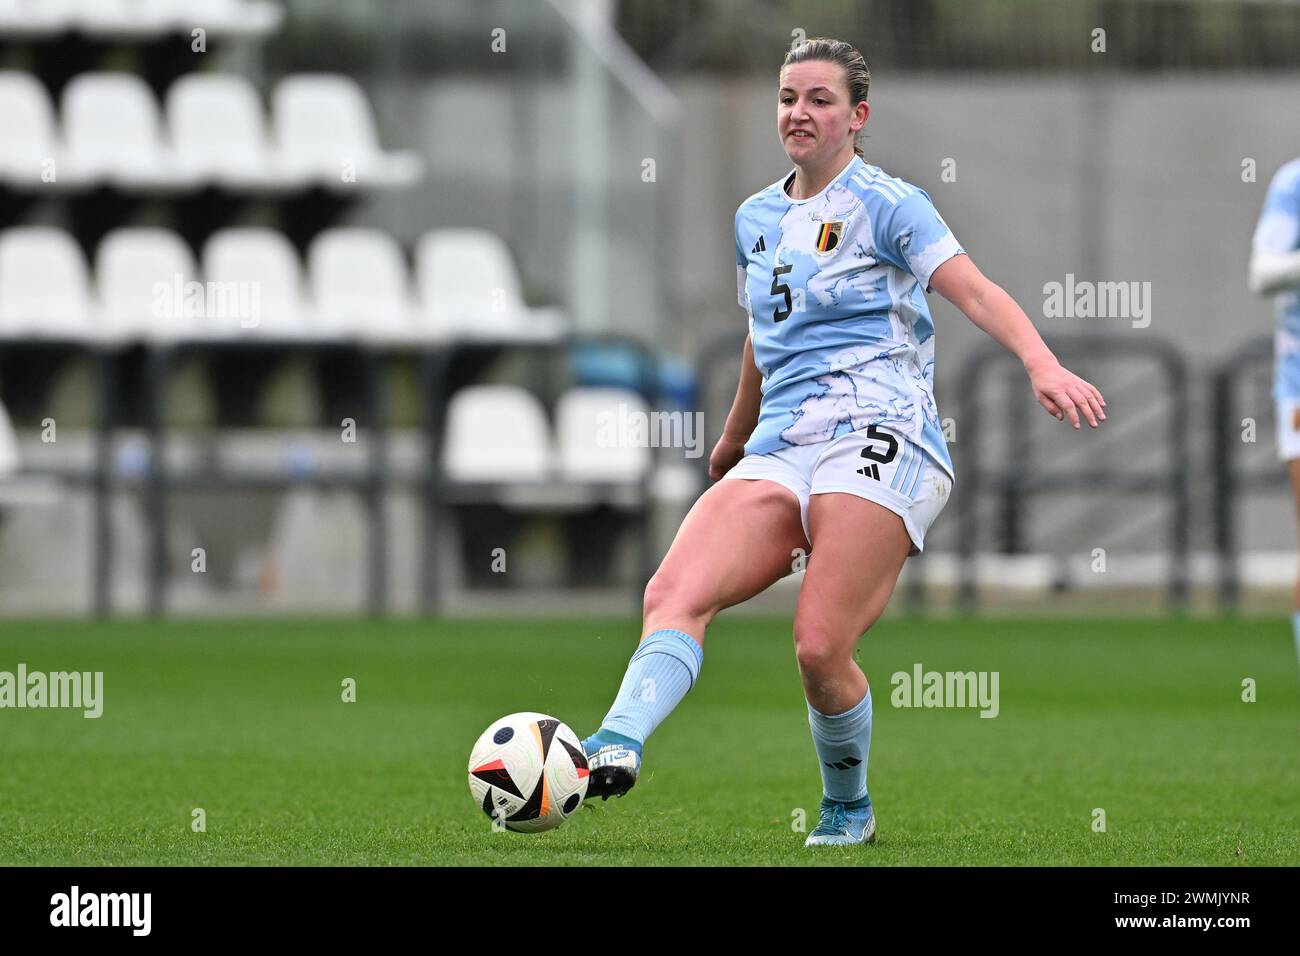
[1248,157,1300,673]
[581,37,1106,846]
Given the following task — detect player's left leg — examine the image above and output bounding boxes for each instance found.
[793,492,912,845]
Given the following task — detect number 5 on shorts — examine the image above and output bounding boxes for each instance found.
[860,425,898,464]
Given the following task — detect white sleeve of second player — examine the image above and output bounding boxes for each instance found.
[1248,249,1300,297]
[736,264,748,308]
[1250,169,1300,296]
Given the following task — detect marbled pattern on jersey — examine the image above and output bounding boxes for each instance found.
[735,155,962,475]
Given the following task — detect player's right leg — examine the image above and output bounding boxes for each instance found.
[584,476,810,799]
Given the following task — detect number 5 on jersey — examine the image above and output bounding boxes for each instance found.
[771,263,793,323]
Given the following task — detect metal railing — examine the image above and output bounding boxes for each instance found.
[2,333,661,617]
[0,339,115,615]
[1211,334,1286,610]
[955,335,1190,609]
[142,340,390,616]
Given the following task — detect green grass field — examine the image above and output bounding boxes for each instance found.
[1,616,1297,866]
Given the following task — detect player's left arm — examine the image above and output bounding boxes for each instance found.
[929,254,1106,430]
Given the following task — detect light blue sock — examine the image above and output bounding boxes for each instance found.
[1291,612,1300,674]
[808,688,872,806]
[593,628,703,748]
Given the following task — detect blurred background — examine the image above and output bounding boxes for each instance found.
[0,0,1297,617]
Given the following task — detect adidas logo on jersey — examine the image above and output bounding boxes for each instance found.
[751,235,766,254]
[856,463,881,480]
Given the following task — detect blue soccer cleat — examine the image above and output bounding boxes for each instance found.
[804,795,876,846]
[581,731,641,800]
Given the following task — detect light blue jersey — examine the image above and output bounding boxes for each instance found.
[735,155,962,476]
[1254,158,1300,400]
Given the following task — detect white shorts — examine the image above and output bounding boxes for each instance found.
[1278,398,1300,462]
[721,427,952,555]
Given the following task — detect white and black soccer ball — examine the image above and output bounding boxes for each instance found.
[467,712,589,833]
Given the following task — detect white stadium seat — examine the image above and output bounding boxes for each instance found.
[73,0,174,37]
[415,229,563,342]
[0,72,66,188]
[443,385,552,482]
[307,228,417,342]
[96,228,200,343]
[201,228,308,338]
[166,0,284,37]
[0,227,94,340]
[0,0,284,38]
[0,0,75,36]
[62,0,284,38]
[555,387,652,483]
[62,73,190,188]
[166,73,303,191]
[272,74,422,189]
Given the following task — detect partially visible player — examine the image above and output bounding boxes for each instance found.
[1248,156,1300,673]
[581,37,1105,846]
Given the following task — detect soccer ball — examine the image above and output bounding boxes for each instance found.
[467,712,590,833]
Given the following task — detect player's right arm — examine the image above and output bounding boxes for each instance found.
[709,207,765,481]
[709,333,762,481]
[1249,161,1300,296]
